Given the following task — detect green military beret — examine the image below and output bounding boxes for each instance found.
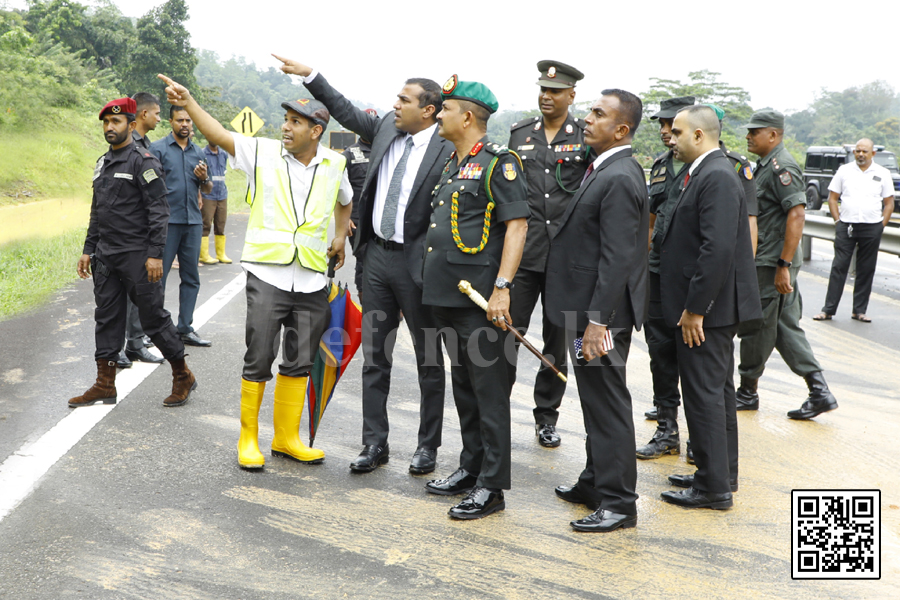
[651,96,695,120]
[704,103,725,121]
[536,60,584,89]
[743,108,784,129]
[441,75,499,114]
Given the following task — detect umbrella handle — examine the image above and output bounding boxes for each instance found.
[326,255,338,279]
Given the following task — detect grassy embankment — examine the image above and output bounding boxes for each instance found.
[0,107,249,321]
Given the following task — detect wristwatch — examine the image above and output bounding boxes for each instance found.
[201,177,211,186]
[776,258,792,268]
[494,277,513,290]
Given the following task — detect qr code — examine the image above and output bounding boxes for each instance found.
[792,489,880,579]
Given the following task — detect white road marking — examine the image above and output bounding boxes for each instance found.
[0,272,247,521]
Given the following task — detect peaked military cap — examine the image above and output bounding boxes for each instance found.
[535,60,584,89]
[742,109,784,130]
[99,97,137,120]
[650,96,695,120]
[441,75,499,114]
[281,98,331,128]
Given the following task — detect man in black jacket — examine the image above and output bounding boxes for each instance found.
[274,55,450,475]
[658,105,761,509]
[546,90,649,532]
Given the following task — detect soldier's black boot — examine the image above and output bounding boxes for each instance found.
[788,371,838,420]
[636,406,680,459]
[735,376,759,411]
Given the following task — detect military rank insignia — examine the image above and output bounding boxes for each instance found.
[779,171,792,186]
[565,124,573,134]
[458,163,484,180]
[554,144,582,153]
[442,74,459,94]
[743,166,753,180]
[142,169,158,183]
[503,163,517,181]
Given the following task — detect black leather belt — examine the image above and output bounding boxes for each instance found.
[373,236,404,251]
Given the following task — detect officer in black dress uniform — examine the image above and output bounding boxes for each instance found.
[69,98,197,410]
[506,60,589,449]
[422,76,529,520]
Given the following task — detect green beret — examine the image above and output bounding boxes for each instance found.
[441,75,499,114]
[704,103,725,121]
[742,108,784,129]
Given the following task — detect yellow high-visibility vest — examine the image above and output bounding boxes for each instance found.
[242,138,346,273]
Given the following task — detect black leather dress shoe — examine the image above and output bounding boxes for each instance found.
[349,444,389,472]
[448,487,505,520]
[116,350,132,369]
[536,423,561,448]
[409,447,437,475]
[125,346,164,364]
[180,331,212,347]
[668,473,738,493]
[571,509,637,532]
[660,486,733,510]
[554,484,600,510]
[425,468,477,496]
[142,335,154,348]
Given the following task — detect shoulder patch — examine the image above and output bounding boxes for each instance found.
[778,170,792,186]
[742,165,753,180]
[142,169,159,184]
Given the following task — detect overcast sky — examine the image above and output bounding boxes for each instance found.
[9,0,900,116]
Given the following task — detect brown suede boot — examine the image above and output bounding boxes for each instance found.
[163,357,197,407]
[68,359,118,408]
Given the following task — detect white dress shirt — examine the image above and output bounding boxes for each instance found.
[828,161,894,224]
[228,133,352,293]
[687,147,718,175]
[303,69,435,243]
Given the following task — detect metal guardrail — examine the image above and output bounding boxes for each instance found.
[801,209,900,260]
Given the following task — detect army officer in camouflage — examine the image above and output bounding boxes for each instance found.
[422,76,529,520]
[506,60,589,449]
[737,109,838,420]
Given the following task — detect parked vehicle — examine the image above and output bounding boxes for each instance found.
[803,144,900,212]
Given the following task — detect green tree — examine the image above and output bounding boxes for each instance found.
[124,0,196,101]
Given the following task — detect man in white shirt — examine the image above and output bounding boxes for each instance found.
[274,55,452,476]
[158,74,352,470]
[814,139,894,323]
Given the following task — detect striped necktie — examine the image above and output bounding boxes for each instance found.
[380,137,415,240]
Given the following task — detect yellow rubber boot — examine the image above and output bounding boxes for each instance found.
[215,235,232,264]
[237,378,266,469]
[271,374,324,463]
[199,238,219,264]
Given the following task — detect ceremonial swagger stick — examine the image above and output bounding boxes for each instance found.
[458,280,567,383]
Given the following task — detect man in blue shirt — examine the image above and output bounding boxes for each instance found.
[150,106,214,347]
[199,141,232,265]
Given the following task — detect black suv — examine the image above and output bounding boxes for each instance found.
[804,144,900,212]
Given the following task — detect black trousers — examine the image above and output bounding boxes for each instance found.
[676,324,738,494]
[242,272,330,382]
[572,309,638,516]
[432,305,511,490]
[124,297,146,352]
[644,272,681,409]
[92,251,184,362]
[360,242,445,450]
[822,221,884,315]
[507,267,568,425]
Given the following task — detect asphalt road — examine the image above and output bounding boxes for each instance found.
[0,214,898,599]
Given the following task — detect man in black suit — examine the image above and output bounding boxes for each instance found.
[658,105,762,509]
[275,56,450,475]
[546,89,649,532]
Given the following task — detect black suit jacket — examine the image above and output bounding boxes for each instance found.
[546,147,649,333]
[659,150,762,329]
[304,74,453,288]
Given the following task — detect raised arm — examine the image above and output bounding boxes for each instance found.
[157,74,235,157]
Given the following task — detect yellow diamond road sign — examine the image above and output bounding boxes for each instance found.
[231,107,264,137]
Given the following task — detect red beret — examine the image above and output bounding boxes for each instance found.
[99,98,137,120]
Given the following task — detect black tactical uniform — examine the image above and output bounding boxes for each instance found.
[422,137,529,491]
[85,141,185,362]
[506,113,588,431]
[342,139,372,295]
